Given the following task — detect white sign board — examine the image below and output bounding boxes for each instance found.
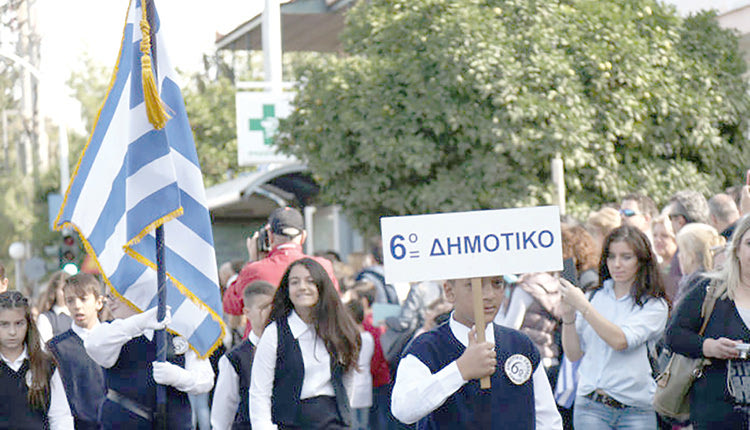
[236,91,297,166]
[380,206,563,284]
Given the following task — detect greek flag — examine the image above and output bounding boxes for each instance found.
[554,354,581,408]
[55,0,225,358]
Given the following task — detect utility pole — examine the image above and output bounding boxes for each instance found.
[262,0,283,94]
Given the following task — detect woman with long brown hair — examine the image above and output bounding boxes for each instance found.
[0,290,73,428]
[559,225,669,429]
[250,258,361,429]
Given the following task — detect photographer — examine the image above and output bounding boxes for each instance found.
[222,207,339,336]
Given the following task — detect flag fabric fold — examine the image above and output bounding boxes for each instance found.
[55,0,225,358]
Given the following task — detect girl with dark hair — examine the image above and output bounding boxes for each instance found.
[37,271,72,344]
[250,258,361,429]
[0,290,73,428]
[559,225,669,429]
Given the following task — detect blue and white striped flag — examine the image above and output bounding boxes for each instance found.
[55,0,225,358]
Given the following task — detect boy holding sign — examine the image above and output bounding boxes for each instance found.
[390,275,562,428]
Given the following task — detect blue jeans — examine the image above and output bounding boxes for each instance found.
[573,395,657,430]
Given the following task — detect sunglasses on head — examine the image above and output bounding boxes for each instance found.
[620,208,639,217]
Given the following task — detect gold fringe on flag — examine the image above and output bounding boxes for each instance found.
[139,2,170,130]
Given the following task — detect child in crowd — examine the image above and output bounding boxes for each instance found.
[391,276,563,429]
[211,280,274,430]
[37,271,73,344]
[0,290,73,429]
[47,273,106,430]
[85,290,214,429]
[346,299,375,430]
[351,281,393,429]
[250,258,361,429]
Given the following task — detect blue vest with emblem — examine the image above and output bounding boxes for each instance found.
[47,329,106,430]
[270,315,351,427]
[100,333,190,430]
[406,322,539,430]
[226,338,255,430]
[0,358,52,430]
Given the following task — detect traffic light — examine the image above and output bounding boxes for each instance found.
[60,229,79,275]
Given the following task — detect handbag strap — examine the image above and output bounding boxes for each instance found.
[698,280,720,336]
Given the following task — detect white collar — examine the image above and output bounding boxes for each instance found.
[71,319,100,342]
[0,345,28,369]
[52,304,71,316]
[448,312,495,347]
[249,331,260,346]
[288,310,313,339]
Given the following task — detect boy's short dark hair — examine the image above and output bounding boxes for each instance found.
[352,280,376,307]
[64,273,103,298]
[346,299,364,325]
[243,280,274,307]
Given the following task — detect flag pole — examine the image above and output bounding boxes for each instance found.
[155,225,168,429]
[143,0,168,427]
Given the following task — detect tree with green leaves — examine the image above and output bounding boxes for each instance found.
[277,0,750,236]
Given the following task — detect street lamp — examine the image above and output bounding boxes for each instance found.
[8,241,25,292]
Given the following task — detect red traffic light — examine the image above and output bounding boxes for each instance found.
[63,236,75,246]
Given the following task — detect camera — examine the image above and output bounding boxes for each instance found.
[736,343,750,360]
[256,226,271,253]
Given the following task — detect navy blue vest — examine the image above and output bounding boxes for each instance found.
[407,322,539,430]
[100,334,191,430]
[270,316,351,427]
[47,329,106,430]
[226,338,255,430]
[0,358,51,430]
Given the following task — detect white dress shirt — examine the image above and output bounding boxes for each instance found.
[0,346,74,429]
[37,304,71,345]
[210,331,260,430]
[69,319,99,344]
[575,279,668,408]
[351,330,374,409]
[84,318,214,394]
[391,314,562,429]
[249,310,354,430]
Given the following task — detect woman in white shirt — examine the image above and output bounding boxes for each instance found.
[560,225,669,429]
[250,258,361,429]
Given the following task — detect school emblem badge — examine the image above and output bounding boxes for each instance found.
[173,336,189,355]
[504,354,532,385]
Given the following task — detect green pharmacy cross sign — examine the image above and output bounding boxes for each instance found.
[249,104,280,146]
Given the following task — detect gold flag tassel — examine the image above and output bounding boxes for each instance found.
[139,3,170,130]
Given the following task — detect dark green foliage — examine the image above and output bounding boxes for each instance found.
[277,0,750,235]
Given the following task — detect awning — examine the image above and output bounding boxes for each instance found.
[206,163,319,219]
[215,0,355,53]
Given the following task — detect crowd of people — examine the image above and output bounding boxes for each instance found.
[2,185,750,429]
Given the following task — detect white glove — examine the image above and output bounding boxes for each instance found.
[124,306,171,336]
[152,361,191,390]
